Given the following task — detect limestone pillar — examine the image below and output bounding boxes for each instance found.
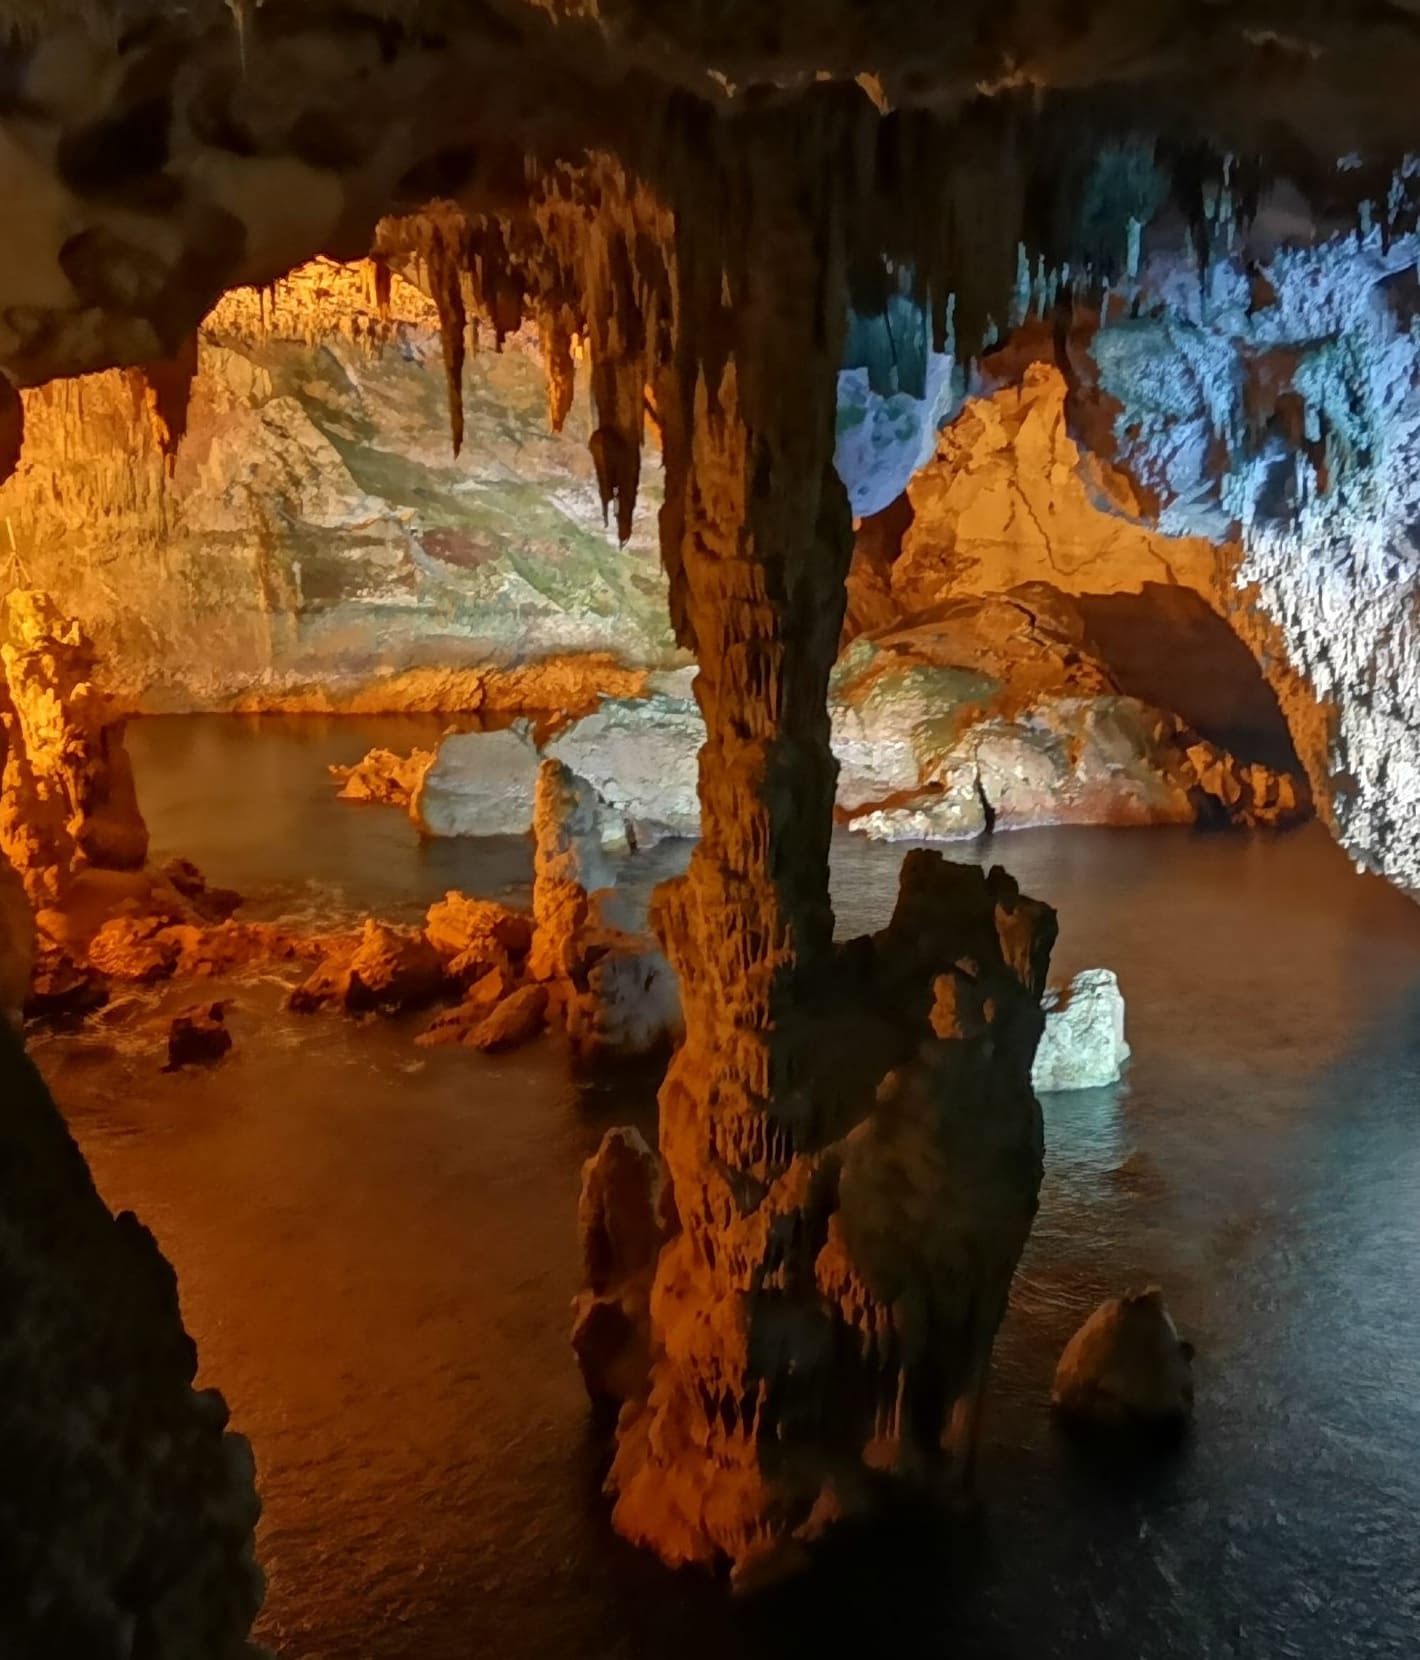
[605,202,1059,1578]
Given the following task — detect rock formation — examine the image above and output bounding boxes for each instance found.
[330,746,436,809]
[1052,1288,1196,1429]
[572,1127,672,1417]
[1032,969,1131,1094]
[165,1001,234,1071]
[0,591,148,908]
[7,0,1420,1630]
[0,1021,263,1659]
[412,724,543,839]
[530,758,680,1061]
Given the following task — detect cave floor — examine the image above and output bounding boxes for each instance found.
[28,715,1420,1660]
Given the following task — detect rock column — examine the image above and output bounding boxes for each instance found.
[605,195,1058,1578]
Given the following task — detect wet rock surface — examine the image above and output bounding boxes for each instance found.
[1052,1288,1196,1429]
[572,1127,670,1416]
[1033,968,1131,1093]
[166,1001,233,1071]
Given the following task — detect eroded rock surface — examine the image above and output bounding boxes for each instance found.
[0,591,148,908]
[1032,968,1131,1093]
[412,723,542,839]
[572,1127,671,1416]
[1053,1288,1196,1429]
[531,759,681,1060]
[330,746,436,808]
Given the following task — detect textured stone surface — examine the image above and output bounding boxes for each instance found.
[0,1021,263,1658]
[1032,968,1131,1093]
[165,1001,233,1071]
[0,591,148,908]
[0,263,675,712]
[545,678,703,843]
[330,746,436,808]
[466,982,548,1053]
[1052,1288,1195,1428]
[572,1127,670,1416]
[530,759,681,1059]
[411,723,542,839]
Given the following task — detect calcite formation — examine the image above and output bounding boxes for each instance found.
[530,758,680,1060]
[8,0,1420,1633]
[572,1126,672,1417]
[0,590,148,907]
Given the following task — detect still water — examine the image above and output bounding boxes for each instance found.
[31,715,1420,1659]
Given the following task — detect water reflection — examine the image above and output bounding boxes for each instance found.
[28,716,1420,1658]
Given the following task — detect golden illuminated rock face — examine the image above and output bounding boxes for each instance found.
[0,591,147,908]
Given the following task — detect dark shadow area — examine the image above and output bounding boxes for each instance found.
[1075,584,1301,772]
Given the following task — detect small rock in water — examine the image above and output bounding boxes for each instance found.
[1052,1287,1195,1429]
[1032,966,1129,1092]
[467,982,548,1053]
[165,1001,233,1071]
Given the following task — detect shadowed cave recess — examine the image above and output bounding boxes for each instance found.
[3,3,1420,1657]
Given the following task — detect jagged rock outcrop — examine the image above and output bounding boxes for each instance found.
[330,746,436,809]
[530,759,680,1060]
[165,1001,233,1071]
[1032,969,1131,1093]
[0,1021,263,1658]
[1052,1288,1196,1429]
[289,919,445,1015]
[572,1127,672,1416]
[0,591,148,908]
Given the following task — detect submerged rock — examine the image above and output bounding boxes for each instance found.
[1052,1288,1195,1429]
[1032,968,1130,1092]
[165,1002,233,1071]
[411,723,541,837]
[161,857,243,923]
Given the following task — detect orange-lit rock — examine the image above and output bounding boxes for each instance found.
[0,591,148,908]
[164,1002,233,1072]
[415,966,519,1048]
[465,982,548,1053]
[290,919,446,1016]
[572,1127,672,1417]
[330,746,437,808]
[605,214,1057,1575]
[423,891,533,983]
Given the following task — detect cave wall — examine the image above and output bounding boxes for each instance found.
[0,260,674,711]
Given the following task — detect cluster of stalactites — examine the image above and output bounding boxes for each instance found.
[374,168,674,541]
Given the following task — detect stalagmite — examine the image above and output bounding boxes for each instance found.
[596,146,1058,1575]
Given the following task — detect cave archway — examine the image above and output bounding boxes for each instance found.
[4,5,1420,1652]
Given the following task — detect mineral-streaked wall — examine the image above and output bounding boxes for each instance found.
[0,260,674,711]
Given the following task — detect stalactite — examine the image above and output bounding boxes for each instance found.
[126,336,199,471]
[426,232,468,456]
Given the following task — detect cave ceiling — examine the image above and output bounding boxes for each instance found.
[4,1,1420,385]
